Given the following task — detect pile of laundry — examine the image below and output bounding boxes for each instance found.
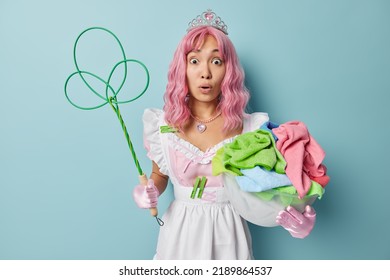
[212,121,330,207]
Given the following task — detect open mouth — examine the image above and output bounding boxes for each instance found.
[199,86,212,93]
[200,85,212,90]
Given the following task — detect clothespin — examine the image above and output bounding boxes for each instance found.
[191,177,201,199]
[190,176,207,199]
[160,125,179,133]
[197,176,207,198]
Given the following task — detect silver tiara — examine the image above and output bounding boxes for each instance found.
[187,9,228,35]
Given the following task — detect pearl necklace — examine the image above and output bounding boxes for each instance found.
[190,111,222,133]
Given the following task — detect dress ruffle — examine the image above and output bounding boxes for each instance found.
[168,133,234,164]
[142,108,169,175]
[142,110,269,175]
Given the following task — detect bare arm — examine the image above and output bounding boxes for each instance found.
[149,161,169,195]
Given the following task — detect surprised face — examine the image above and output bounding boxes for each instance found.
[186,35,226,105]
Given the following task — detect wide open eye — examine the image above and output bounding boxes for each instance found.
[189,58,199,64]
[211,58,223,65]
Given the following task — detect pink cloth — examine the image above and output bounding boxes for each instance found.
[272,121,329,198]
[309,174,330,187]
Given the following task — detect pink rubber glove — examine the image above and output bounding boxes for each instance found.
[276,205,316,239]
[132,179,159,209]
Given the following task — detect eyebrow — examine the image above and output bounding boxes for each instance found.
[189,48,220,54]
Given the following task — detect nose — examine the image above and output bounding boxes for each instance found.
[201,63,212,79]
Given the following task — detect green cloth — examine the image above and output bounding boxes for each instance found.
[252,180,325,206]
[212,129,287,176]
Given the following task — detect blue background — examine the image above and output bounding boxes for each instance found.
[1,0,389,260]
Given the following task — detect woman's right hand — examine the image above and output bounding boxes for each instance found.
[132,179,159,209]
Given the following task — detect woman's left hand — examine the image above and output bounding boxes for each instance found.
[276,205,316,239]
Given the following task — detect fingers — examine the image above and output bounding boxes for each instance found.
[286,206,304,223]
[276,205,316,228]
[304,205,316,218]
[146,179,159,195]
[145,186,158,196]
[133,181,159,209]
[276,209,300,229]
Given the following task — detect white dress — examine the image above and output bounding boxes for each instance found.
[143,108,269,260]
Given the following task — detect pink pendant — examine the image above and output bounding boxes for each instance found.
[197,123,206,133]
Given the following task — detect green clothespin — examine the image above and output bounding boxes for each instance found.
[197,177,207,198]
[160,125,179,133]
[190,177,201,199]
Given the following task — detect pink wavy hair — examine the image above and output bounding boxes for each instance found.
[163,26,250,132]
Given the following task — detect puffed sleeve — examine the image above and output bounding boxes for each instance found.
[142,108,168,175]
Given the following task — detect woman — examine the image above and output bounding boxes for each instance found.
[133,10,316,260]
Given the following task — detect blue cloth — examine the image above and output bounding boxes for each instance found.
[235,166,292,192]
[260,121,279,141]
